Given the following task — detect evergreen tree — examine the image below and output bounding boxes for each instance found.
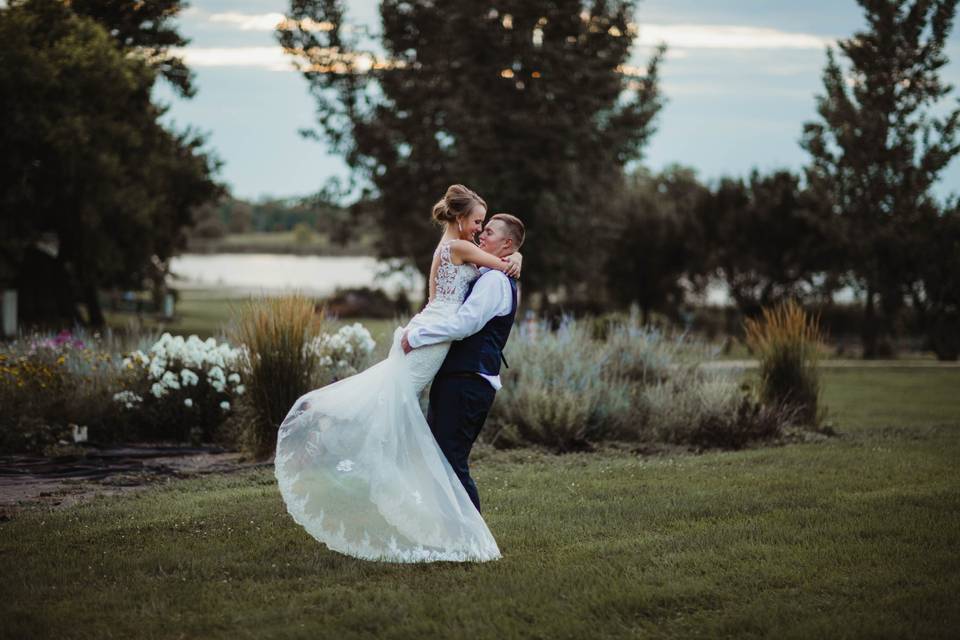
[801,0,960,358]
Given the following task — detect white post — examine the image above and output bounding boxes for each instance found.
[163,292,175,319]
[2,290,16,338]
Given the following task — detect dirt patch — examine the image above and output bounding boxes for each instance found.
[0,444,270,521]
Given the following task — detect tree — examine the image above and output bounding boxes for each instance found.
[907,205,960,359]
[801,0,960,358]
[0,0,221,326]
[604,165,709,323]
[69,0,196,97]
[278,0,665,295]
[701,170,839,319]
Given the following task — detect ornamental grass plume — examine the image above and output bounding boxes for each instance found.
[743,298,825,427]
[230,294,325,460]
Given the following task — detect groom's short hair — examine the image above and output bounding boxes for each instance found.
[489,213,525,249]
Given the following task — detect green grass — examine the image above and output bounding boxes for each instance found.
[105,289,402,350]
[2,368,958,639]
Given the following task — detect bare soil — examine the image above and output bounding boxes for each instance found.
[0,444,268,520]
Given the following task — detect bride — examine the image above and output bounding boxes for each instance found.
[274,184,521,563]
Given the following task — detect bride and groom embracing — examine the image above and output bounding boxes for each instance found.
[274,184,526,563]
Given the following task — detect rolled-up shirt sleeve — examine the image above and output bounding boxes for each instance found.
[407,270,512,348]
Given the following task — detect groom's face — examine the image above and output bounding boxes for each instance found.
[477,220,513,257]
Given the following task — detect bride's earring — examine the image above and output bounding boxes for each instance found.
[458,220,462,234]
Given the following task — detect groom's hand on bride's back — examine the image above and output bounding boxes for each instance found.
[401,331,413,354]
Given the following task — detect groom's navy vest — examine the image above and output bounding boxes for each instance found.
[437,275,518,377]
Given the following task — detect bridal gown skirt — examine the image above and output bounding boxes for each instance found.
[273,324,501,563]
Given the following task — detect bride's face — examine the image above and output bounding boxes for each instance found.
[459,205,486,242]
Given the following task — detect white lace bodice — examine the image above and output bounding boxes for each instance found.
[432,240,480,305]
[396,240,481,392]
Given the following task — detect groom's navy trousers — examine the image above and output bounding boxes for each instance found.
[426,372,496,514]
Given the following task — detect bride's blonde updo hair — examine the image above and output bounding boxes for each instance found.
[431,184,487,225]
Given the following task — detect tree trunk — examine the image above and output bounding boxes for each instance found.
[84,283,105,328]
[862,283,878,359]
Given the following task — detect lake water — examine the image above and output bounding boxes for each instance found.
[169,254,425,298]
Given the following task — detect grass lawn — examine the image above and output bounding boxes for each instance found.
[2,368,958,639]
[104,289,402,352]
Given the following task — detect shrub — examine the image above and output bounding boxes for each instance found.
[488,316,743,451]
[643,369,790,448]
[112,333,246,444]
[229,295,326,460]
[306,322,377,386]
[0,329,131,453]
[744,299,825,426]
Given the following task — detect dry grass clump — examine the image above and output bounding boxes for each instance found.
[744,299,825,427]
[229,295,324,460]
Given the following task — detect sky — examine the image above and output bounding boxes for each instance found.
[153,0,960,202]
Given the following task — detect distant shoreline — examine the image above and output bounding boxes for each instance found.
[185,231,376,258]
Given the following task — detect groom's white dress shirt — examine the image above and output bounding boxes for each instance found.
[406,267,514,390]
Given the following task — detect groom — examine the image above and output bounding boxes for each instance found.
[401,213,525,514]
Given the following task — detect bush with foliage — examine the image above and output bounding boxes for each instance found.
[643,369,789,449]
[744,299,825,426]
[487,315,793,452]
[0,330,130,453]
[112,333,246,444]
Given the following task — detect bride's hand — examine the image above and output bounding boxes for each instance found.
[504,252,522,278]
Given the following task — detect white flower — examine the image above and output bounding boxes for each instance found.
[161,370,181,390]
[148,358,167,380]
[207,365,225,381]
[112,390,143,408]
[150,382,167,399]
[211,380,226,393]
[235,384,246,395]
[219,400,230,411]
[227,372,241,384]
[180,368,199,386]
[184,398,194,408]
[336,459,354,472]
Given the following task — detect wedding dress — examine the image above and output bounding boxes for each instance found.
[274,240,502,563]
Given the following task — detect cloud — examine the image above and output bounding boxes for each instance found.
[207,11,336,32]
[170,46,292,71]
[208,11,286,31]
[636,23,832,50]
[170,46,400,74]
[171,20,832,77]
